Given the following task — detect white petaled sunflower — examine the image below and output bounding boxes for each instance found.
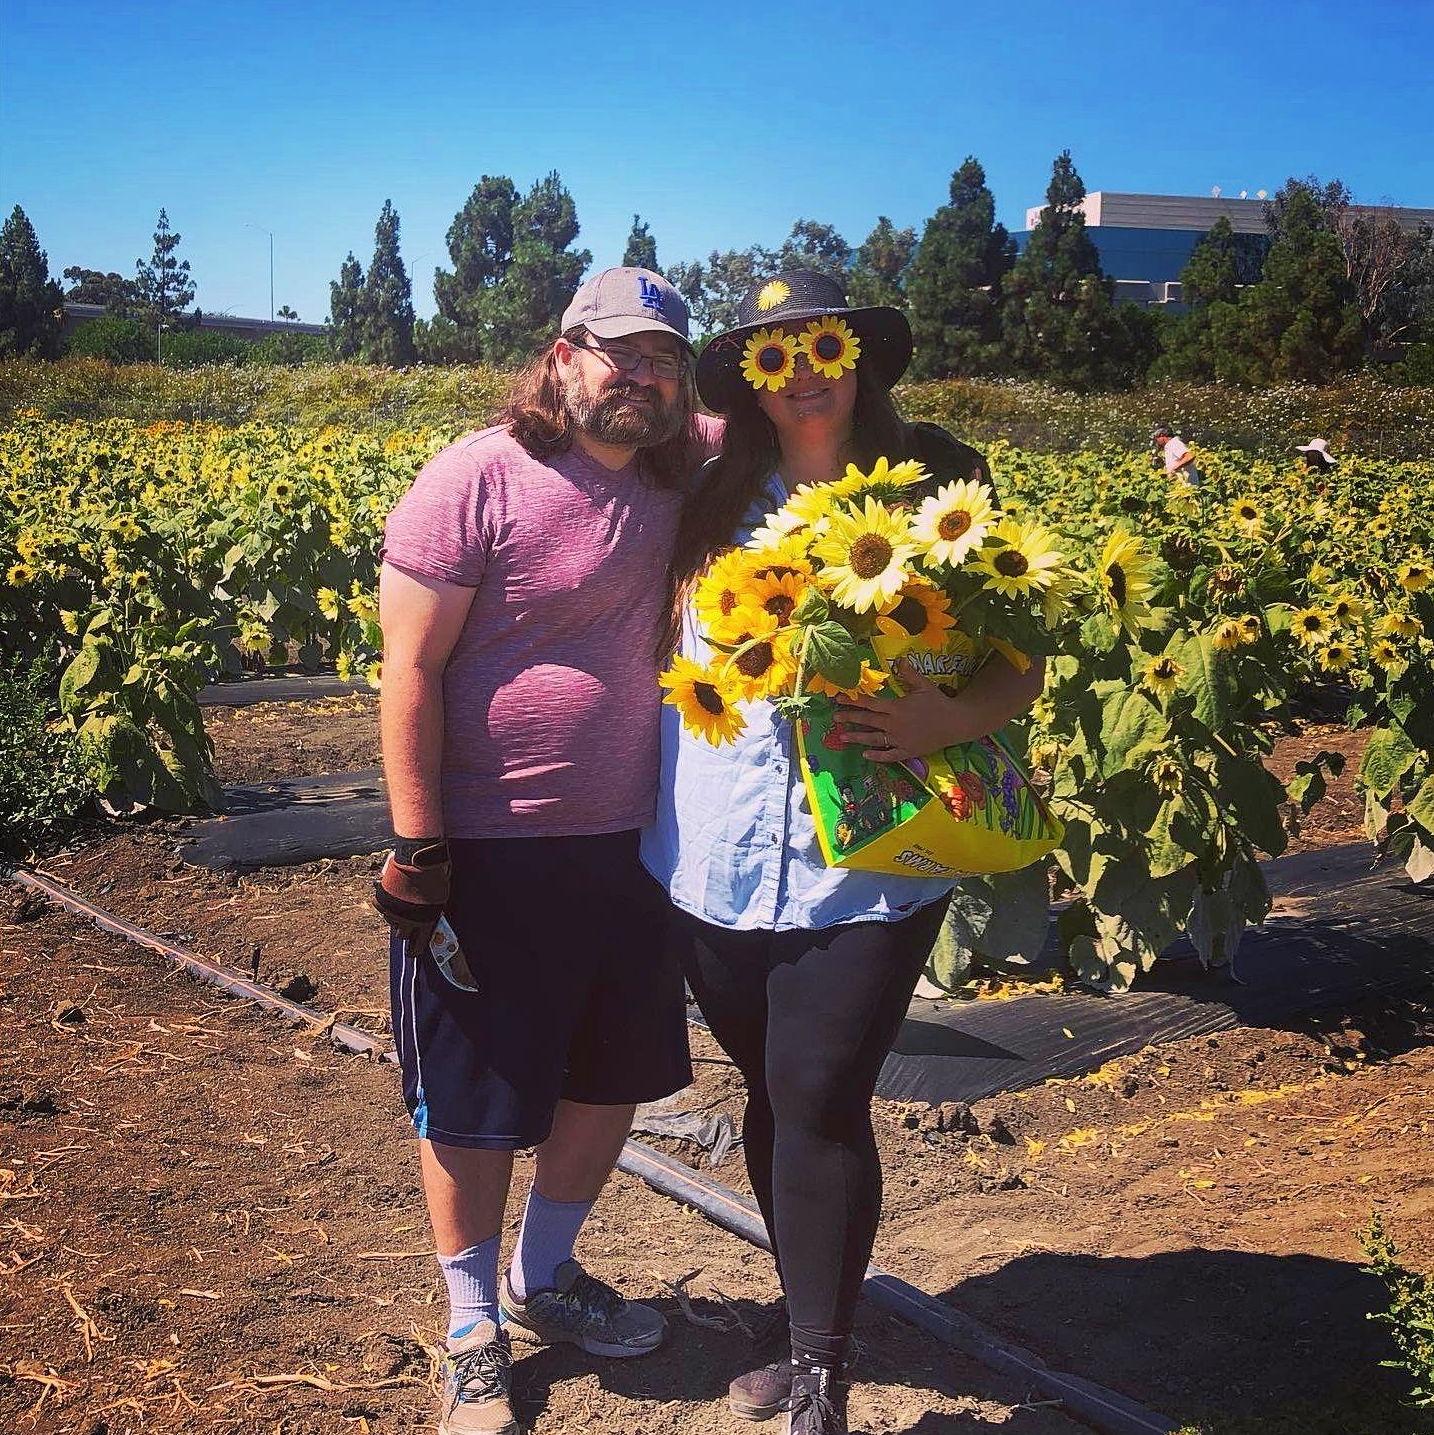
[810,497,918,613]
[911,478,1000,568]
[974,517,1066,598]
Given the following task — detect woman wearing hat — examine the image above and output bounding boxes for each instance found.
[641,271,1046,1434]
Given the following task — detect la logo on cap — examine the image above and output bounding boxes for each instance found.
[637,276,665,315]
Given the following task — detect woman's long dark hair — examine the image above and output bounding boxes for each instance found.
[660,361,921,654]
[504,326,701,490]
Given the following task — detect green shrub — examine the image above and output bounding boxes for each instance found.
[0,654,95,860]
[64,315,154,365]
[249,330,331,366]
[159,327,254,368]
[1361,1211,1434,1409]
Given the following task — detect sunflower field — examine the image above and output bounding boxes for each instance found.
[3,407,1432,990]
[1,415,445,813]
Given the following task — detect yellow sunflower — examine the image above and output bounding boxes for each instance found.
[741,327,799,392]
[803,659,889,699]
[1141,655,1185,701]
[748,533,816,580]
[1290,606,1333,649]
[660,656,747,746]
[797,316,861,379]
[695,548,764,633]
[833,456,929,506]
[1328,592,1369,627]
[911,478,999,568]
[974,517,1066,598]
[755,279,791,313]
[745,570,810,626]
[810,497,917,613]
[1229,497,1262,536]
[1211,618,1249,653]
[1370,639,1408,677]
[1375,610,1422,640]
[874,579,957,653]
[708,595,780,648]
[1040,569,1080,626]
[722,626,798,702]
[1396,558,1432,592]
[5,561,36,586]
[1096,528,1158,636]
[1369,515,1394,540]
[1318,642,1355,673]
[1239,614,1263,643]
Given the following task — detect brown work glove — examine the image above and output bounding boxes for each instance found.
[373,838,450,956]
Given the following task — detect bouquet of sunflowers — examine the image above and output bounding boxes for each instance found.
[661,457,1071,878]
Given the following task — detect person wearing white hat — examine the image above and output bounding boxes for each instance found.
[1296,438,1338,471]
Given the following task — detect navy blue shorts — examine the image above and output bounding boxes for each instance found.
[388,829,692,1150]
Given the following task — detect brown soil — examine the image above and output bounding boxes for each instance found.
[12,703,1432,1433]
[29,825,1434,1433]
[205,694,382,786]
[1,896,1086,1435]
[1263,721,1368,855]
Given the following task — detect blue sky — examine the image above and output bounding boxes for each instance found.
[4,0,1431,324]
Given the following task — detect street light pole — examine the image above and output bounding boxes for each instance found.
[244,221,275,322]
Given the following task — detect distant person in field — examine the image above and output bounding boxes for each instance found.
[374,268,722,1435]
[1296,437,1338,473]
[1152,422,1203,488]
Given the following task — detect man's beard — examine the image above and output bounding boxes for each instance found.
[563,370,683,448]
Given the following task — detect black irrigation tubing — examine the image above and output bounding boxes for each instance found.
[10,867,393,1063]
[12,865,1179,1435]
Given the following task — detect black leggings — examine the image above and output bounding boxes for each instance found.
[678,899,948,1367]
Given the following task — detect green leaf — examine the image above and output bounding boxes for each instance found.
[1167,631,1236,731]
[1359,725,1417,800]
[791,588,830,625]
[1404,776,1434,838]
[1213,748,1287,857]
[805,621,862,690]
[1097,686,1168,778]
[58,645,103,713]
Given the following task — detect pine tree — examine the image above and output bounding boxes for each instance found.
[999,150,1136,389]
[907,159,1014,377]
[1155,217,1242,380]
[1215,181,1363,383]
[134,209,196,323]
[433,176,518,361]
[481,171,591,366]
[663,259,707,331]
[0,206,64,358]
[359,200,416,366]
[328,253,365,360]
[622,214,658,270]
[847,217,916,310]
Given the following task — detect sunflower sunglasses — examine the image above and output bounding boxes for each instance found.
[741,316,862,393]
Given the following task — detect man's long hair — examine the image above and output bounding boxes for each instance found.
[658,363,920,655]
[504,326,701,490]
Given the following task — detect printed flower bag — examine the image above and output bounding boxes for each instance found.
[795,634,1063,879]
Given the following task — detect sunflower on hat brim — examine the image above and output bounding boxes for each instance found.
[696,268,913,414]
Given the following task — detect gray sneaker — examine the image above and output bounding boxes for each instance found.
[438,1321,519,1435]
[499,1258,667,1358]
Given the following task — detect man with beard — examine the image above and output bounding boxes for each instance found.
[375,269,721,1434]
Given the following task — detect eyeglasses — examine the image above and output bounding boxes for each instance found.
[570,337,686,382]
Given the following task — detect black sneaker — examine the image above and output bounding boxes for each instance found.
[786,1366,848,1435]
[729,1358,796,1420]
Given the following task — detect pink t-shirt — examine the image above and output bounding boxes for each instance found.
[381,420,723,838]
